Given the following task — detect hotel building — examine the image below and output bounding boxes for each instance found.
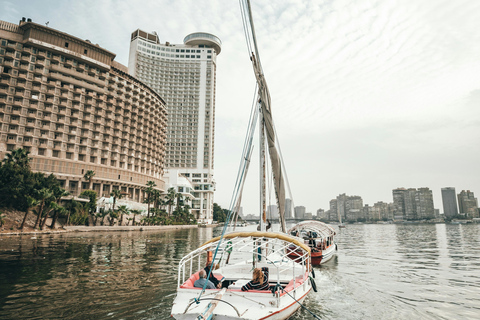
[0,19,168,200]
[128,30,221,223]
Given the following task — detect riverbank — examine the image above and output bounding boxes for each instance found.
[0,208,217,236]
[0,224,201,236]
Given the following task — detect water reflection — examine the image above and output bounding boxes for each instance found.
[1,224,479,319]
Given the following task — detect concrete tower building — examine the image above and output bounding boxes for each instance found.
[1,19,167,201]
[458,190,479,218]
[128,30,221,223]
[441,187,458,218]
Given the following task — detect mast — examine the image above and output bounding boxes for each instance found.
[245,0,287,233]
[259,105,266,231]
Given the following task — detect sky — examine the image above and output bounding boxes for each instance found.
[2,0,480,216]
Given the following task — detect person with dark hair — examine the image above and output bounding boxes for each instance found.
[241,267,269,291]
[204,261,221,289]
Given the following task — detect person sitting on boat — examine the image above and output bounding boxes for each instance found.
[241,267,269,291]
[194,269,215,289]
[256,219,272,231]
[204,261,222,289]
[307,231,316,249]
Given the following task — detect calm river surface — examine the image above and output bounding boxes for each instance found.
[1,223,479,319]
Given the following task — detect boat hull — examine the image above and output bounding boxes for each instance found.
[171,287,311,320]
[287,244,336,266]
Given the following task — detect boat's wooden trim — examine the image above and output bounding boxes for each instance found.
[202,231,311,253]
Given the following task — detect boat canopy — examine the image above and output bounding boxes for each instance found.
[288,220,336,239]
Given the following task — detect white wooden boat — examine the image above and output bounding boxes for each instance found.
[288,221,337,265]
[171,231,312,319]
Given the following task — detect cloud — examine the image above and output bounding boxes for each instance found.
[2,0,479,215]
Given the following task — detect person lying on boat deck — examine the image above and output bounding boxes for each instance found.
[241,267,269,291]
[204,261,222,289]
[194,269,215,289]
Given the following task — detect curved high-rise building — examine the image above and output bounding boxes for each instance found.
[0,19,168,200]
[128,29,221,223]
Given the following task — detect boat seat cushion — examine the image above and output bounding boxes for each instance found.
[180,271,223,289]
[282,275,306,293]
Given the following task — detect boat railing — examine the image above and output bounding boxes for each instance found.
[177,232,310,291]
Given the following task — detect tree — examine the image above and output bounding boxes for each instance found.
[110,189,123,211]
[2,147,31,169]
[79,190,97,226]
[117,205,129,226]
[83,170,96,190]
[213,203,228,223]
[64,199,80,226]
[165,187,176,216]
[130,209,142,226]
[50,187,69,229]
[33,188,54,229]
[20,196,38,230]
[144,181,156,218]
[0,211,5,227]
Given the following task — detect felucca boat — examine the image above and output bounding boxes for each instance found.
[171,0,315,318]
[288,220,337,266]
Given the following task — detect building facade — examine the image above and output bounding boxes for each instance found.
[392,187,435,220]
[128,29,221,223]
[0,19,167,200]
[458,190,479,218]
[441,187,458,217]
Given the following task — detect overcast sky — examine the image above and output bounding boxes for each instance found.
[2,0,479,216]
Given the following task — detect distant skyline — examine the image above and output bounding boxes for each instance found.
[2,0,479,215]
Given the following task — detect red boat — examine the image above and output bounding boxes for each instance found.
[287,220,337,265]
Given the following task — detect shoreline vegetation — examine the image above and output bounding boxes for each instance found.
[0,148,216,235]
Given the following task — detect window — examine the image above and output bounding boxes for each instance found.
[84,49,88,54]
[65,42,69,48]
[52,150,59,157]
[78,154,85,161]
[38,148,46,156]
[66,152,73,159]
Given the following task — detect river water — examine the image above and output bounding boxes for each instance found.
[0,223,479,320]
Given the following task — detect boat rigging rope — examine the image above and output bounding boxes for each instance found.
[197,80,260,302]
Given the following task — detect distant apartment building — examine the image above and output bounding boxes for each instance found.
[330,193,363,222]
[458,190,479,218]
[363,201,392,222]
[441,187,458,217]
[415,188,435,219]
[392,187,435,220]
[267,204,279,220]
[392,188,407,221]
[128,29,221,223]
[285,198,293,219]
[294,206,306,219]
[0,19,167,201]
[316,208,326,220]
[329,199,338,221]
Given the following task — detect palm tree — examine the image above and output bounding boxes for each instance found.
[20,196,38,230]
[49,187,69,229]
[165,187,176,216]
[130,209,142,226]
[83,170,95,190]
[2,148,31,168]
[64,199,80,226]
[33,188,53,229]
[110,189,122,211]
[145,181,156,218]
[117,205,129,226]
